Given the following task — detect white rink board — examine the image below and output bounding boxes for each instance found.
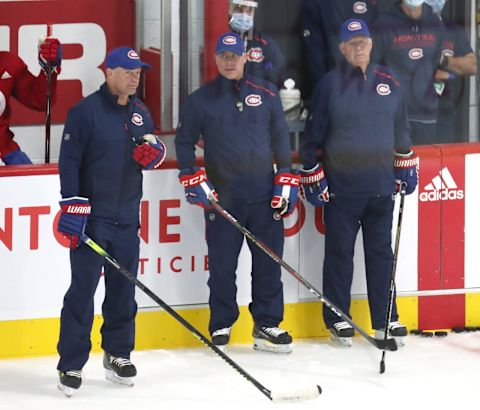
[2,152,480,321]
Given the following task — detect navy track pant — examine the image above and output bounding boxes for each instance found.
[57,220,139,372]
[205,199,285,334]
[322,195,399,330]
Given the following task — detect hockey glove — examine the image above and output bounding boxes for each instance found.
[271,168,300,217]
[2,149,33,165]
[133,134,167,170]
[38,37,62,74]
[57,197,91,249]
[394,151,418,195]
[299,163,329,206]
[179,167,218,209]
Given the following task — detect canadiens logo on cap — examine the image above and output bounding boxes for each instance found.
[348,21,362,31]
[132,113,144,126]
[353,1,367,14]
[409,48,424,60]
[376,83,391,96]
[223,35,238,45]
[245,94,262,107]
[127,50,140,60]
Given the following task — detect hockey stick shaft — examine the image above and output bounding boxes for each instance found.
[380,188,406,373]
[44,23,52,164]
[80,234,320,401]
[209,199,397,352]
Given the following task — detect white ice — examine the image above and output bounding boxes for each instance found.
[1,333,479,410]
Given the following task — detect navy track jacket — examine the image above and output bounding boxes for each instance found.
[372,1,444,121]
[301,0,379,84]
[175,74,291,202]
[59,83,154,224]
[245,31,286,87]
[300,63,412,197]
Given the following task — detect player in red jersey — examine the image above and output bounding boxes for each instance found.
[0,36,61,165]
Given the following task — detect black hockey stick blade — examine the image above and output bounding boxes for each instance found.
[209,199,398,353]
[80,234,321,402]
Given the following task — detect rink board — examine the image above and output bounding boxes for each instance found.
[1,144,480,358]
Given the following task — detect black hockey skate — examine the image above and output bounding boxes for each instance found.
[57,370,82,397]
[103,352,137,386]
[252,324,292,354]
[211,327,232,352]
[375,321,407,347]
[329,321,355,347]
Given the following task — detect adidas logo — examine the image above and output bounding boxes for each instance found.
[419,167,464,202]
[1,71,12,80]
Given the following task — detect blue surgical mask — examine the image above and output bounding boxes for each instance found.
[425,0,446,14]
[404,0,425,9]
[229,13,254,33]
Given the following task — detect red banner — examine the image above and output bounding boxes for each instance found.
[1,0,135,125]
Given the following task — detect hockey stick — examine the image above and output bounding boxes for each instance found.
[209,198,398,352]
[44,23,53,164]
[380,186,407,374]
[80,233,321,402]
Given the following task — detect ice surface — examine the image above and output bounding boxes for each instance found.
[0,333,479,410]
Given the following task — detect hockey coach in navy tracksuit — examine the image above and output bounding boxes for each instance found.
[55,47,166,396]
[175,32,299,354]
[299,19,418,347]
[372,0,445,145]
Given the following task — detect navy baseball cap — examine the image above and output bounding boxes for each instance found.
[106,47,151,70]
[215,32,245,56]
[339,19,371,43]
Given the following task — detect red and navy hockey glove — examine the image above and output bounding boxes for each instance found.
[38,37,62,74]
[179,167,218,209]
[394,151,418,195]
[271,168,300,218]
[133,134,167,170]
[57,197,91,249]
[299,163,329,206]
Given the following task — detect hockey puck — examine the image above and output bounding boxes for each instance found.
[452,327,465,333]
[434,331,448,337]
[410,329,422,335]
[420,331,433,337]
[465,327,476,332]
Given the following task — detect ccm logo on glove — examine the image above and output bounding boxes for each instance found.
[276,175,300,186]
[180,172,207,187]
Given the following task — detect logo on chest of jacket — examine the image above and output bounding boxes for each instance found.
[409,48,424,60]
[353,2,367,14]
[376,83,391,96]
[247,47,265,63]
[132,113,144,126]
[245,94,262,107]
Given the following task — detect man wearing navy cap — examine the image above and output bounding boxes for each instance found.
[175,32,298,354]
[55,47,166,396]
[300,19,417,347]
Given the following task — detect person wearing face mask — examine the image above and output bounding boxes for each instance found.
[300,0,379,95]
[372,0,445,145]
[426,0,477,143]
[228,0,286,87]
